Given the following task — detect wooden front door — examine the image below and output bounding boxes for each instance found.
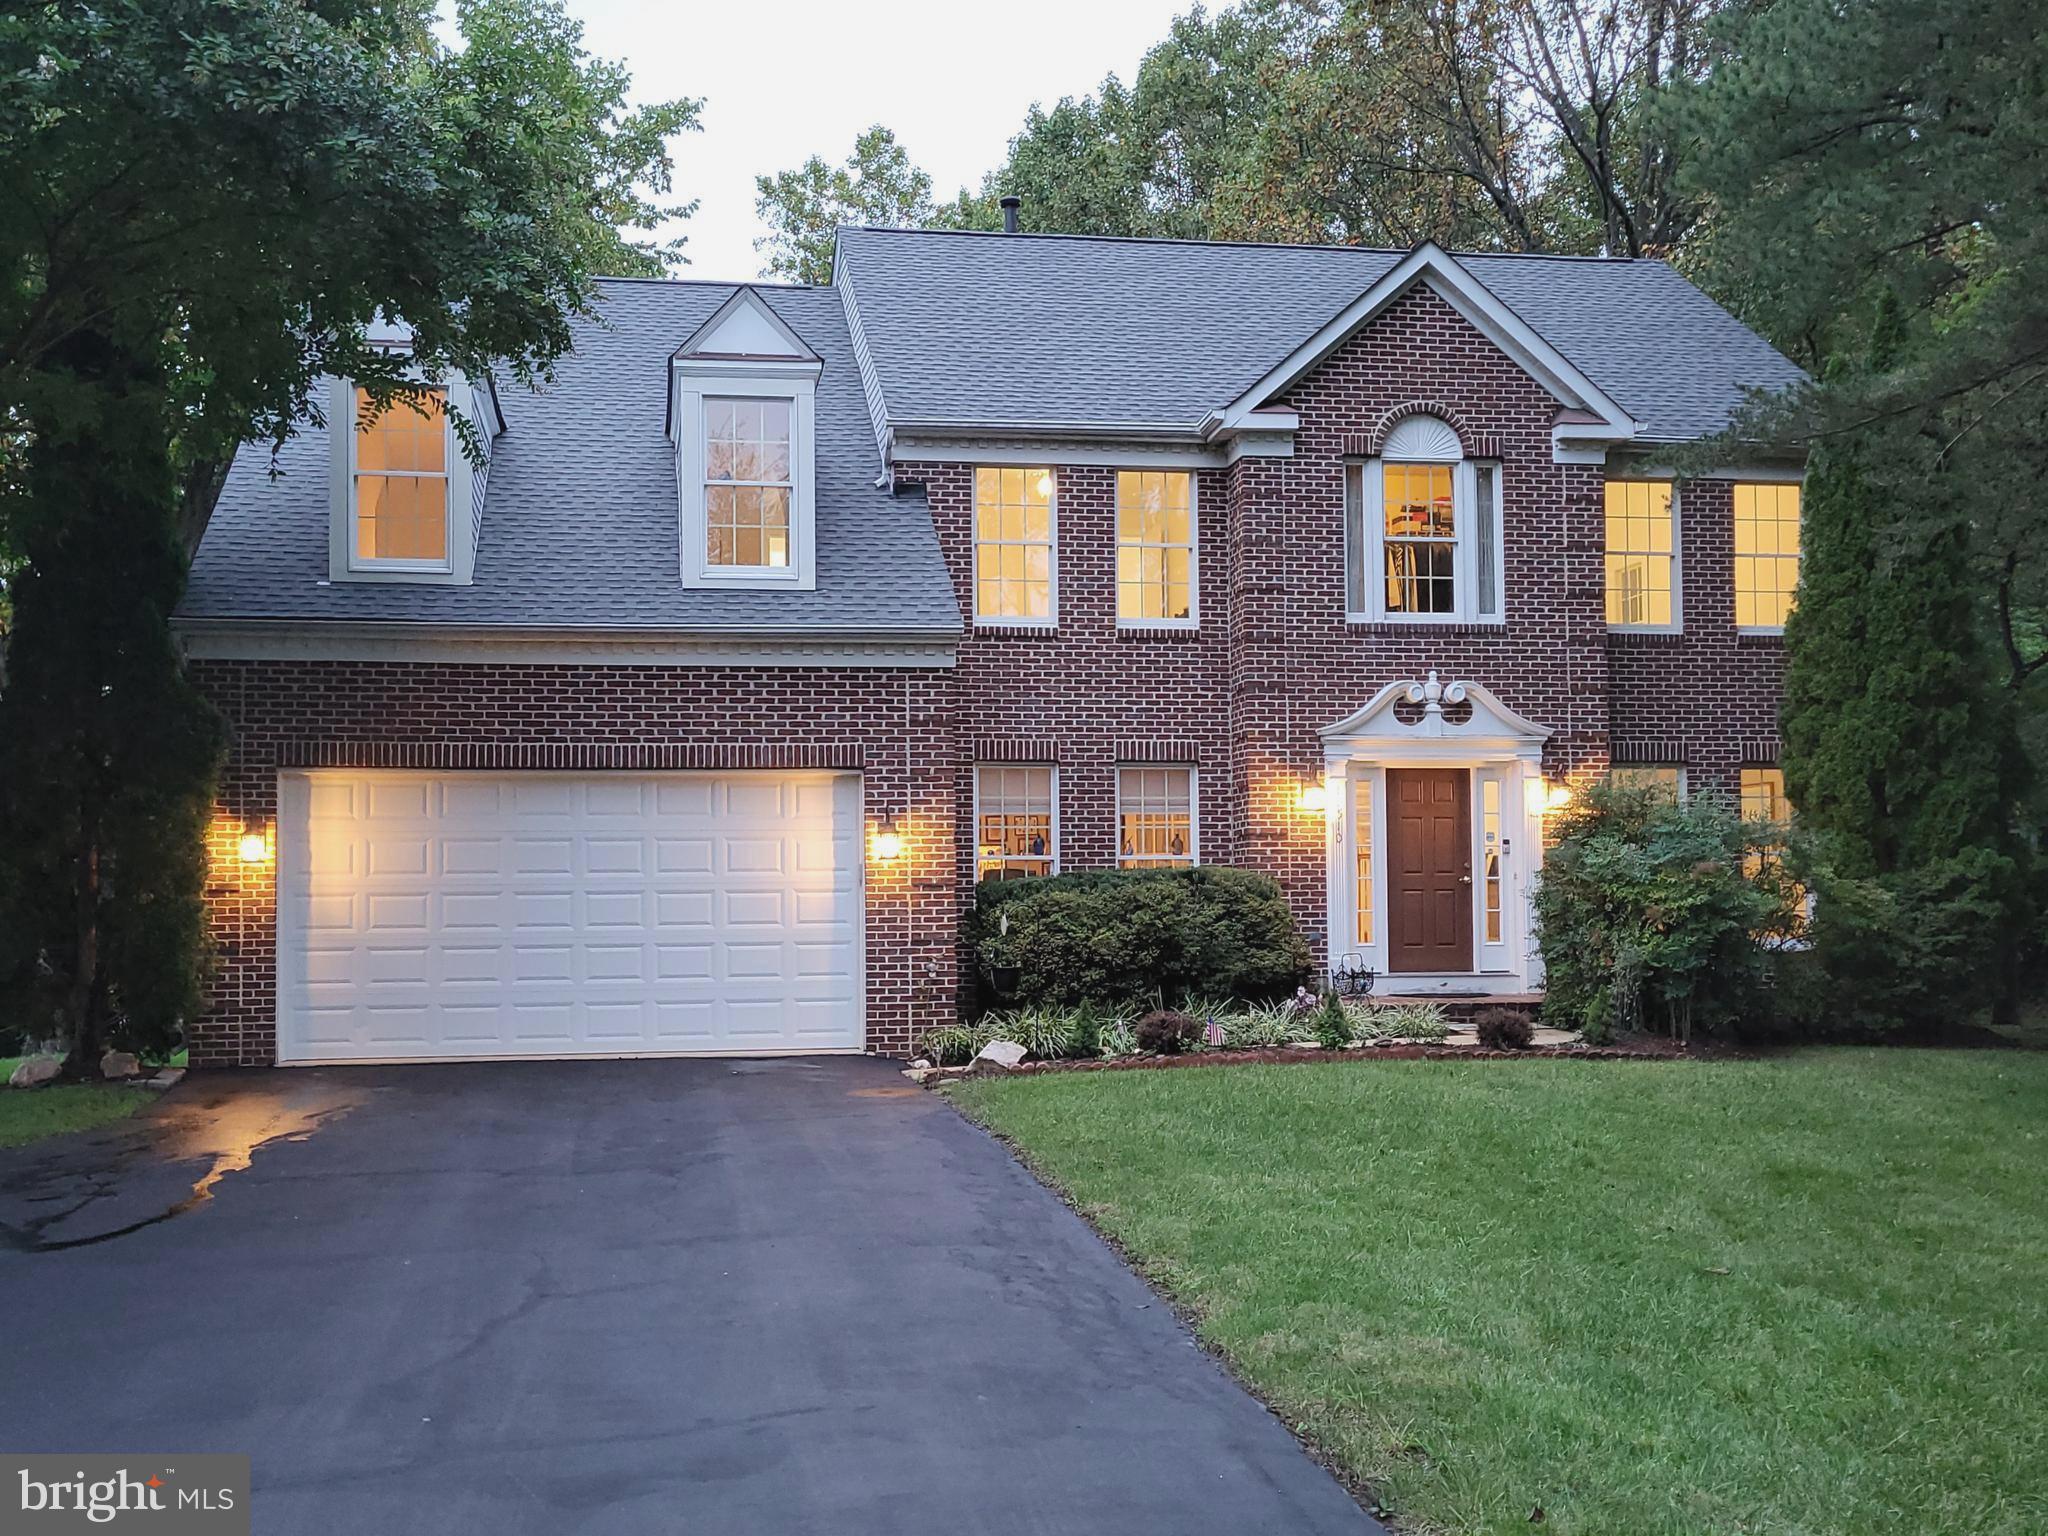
[1386,768,1473,972]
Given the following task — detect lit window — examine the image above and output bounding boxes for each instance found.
[705,397,792,568]
[354,387,447,564]
[1734,483,1800,629]
[976,765,1055,880]
[975,467,1054,621]
[1355,778,1373,946]
[1482,777,1502,943]
[1605,481,1676,628]
[1116,471,1195,624]
[1117,767,1195,867]
[1610,765,1686,802]
[1741,766,1792,876]
[1382,462,1457,613]
[1343,416,1501,622]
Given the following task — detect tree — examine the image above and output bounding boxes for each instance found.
[1685,0,2047,1019]
[755,126,934,284]
[0,0,699,1069]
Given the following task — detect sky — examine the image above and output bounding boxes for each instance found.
[550,0,1192,283]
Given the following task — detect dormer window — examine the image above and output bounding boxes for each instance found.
[672,288,820,591]
[328,368,488,585]
[705,398,793,568]
[353,386,449,567]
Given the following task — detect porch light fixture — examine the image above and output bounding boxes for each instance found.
[236,823,273,864]
[1296,781,1331,813]
[871,812,905,862]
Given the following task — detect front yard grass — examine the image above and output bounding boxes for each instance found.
[0,1049,184,1148]
[951,1050,2048,1536]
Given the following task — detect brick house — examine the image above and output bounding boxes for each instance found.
[175,227,1804,1066]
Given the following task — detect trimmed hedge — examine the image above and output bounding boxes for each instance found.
[969,866,1313,1013]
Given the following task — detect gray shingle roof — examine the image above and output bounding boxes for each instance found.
[180,281,961,634]
[834,226,1804,444]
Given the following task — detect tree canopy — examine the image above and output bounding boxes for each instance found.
[754,126,935,285]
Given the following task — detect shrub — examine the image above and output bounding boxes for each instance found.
[1135,1009,1201,1054]
[917,1022,984,1066]
[1310,991,1354,1049]
[1535,780,1795,1043]
[969,867,1313,1013]
[1095,1017,1138,1058]
[1359,1000,1451,1042]
[1472,1007,1535,1050]
[984,1006,1077,1060]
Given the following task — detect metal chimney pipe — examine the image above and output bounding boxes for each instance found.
[999,195,1021,234]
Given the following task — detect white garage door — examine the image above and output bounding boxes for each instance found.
[277,770,864,1063]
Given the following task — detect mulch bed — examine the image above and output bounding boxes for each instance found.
[927,1032,1712,1083]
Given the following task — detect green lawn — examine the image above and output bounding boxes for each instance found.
[0,1049,184,1149]
[951,1051,2048,1536]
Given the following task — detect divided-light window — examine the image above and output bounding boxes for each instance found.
[354,386,448,565]
[976,765,1055,880]
[975,467,1054,621]
[1344,416,1501,623]
[1734,483,1800,629]
[704,397,792,569]
[1117,767,1195,867]
[1116,471,1195,624]
[1604,480,1677,628]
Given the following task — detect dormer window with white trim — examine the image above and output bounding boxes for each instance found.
[672,288,820,591]
[353,386,449,567]
[328,366,490,585]
[1344,415,1503,623]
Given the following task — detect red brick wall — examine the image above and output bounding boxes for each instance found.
[1605,477,1788,795]
[189,659,959,1066]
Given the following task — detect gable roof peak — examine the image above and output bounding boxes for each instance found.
[673,285,819,363]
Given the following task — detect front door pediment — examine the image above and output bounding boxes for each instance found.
[1322,671,1551,761]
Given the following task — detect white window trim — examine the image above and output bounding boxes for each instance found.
[1733,482,1798,636]
[1114,764,1199,867]
[328,373,469,584]
[675,370,818,591]
[972,467,1059,629]
[1605,479,1684,635]
[1348,457,1504,625]
[972,763,1060,880]
[1115,471,1199,631]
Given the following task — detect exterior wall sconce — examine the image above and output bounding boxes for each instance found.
[237,822,274,864]
[1297,781,1331,813]
[871,812,905,862]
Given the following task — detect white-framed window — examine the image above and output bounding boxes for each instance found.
[975,765,1057,880]
[1116,471,1196,626]
[1117,766,1196,867]
[1609,765,1687,801]
[349,385,451,571]
[1734,483,1800,630]
[1605,480,1680,630]
[975,467,1056,623]
[703,396,792,569]
[1345,416,1502,622]
[674,377,816,591]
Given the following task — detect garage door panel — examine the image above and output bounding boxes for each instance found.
[279,769,863,1061]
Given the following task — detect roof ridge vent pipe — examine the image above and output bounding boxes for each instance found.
[999,195,1021,234]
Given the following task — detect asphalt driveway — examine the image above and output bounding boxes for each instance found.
[0,1057,1383,1534]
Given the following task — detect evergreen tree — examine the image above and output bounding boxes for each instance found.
[1780,311,2032,1027]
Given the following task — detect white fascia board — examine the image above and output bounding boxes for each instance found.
[1214,243,1639,441]
[174,620,958,668]
[888,417,1207,441]
[891,435,1231,469]
[833,257,896,470]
